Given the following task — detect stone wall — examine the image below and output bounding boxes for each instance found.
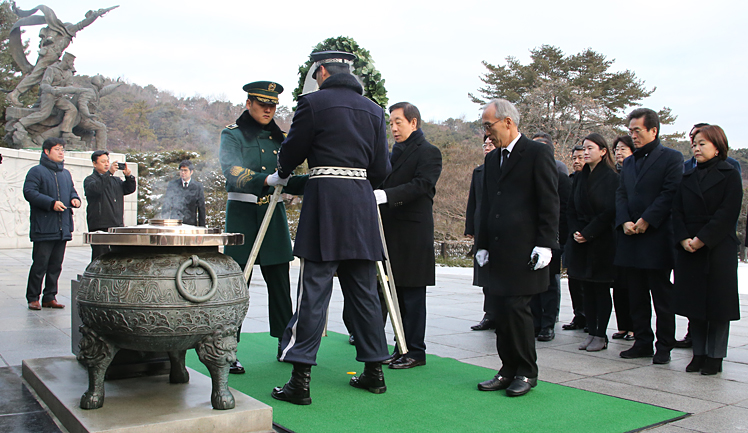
[0,149,137,248]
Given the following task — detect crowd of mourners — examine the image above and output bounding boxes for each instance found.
[468,108,742,377]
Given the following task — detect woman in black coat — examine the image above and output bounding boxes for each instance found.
[567,133,619,352]
[611,136,636,341]
[672,125,742,375]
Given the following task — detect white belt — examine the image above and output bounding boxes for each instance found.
[309,166,367,179]
[227,192,272,205]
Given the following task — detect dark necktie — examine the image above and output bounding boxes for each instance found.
[498,149,509,176]
[183,182,188,188]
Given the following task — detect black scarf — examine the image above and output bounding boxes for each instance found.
[391,128,423,164]
[696,155,720,183]
[633,138,659,174]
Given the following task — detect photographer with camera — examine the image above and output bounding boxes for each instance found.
[83,150,136,260]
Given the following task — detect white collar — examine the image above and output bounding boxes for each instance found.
[503,133,522,153]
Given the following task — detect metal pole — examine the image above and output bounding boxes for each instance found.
[376,206,408,355]
[243,185,283,283]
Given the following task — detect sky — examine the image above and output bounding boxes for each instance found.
[13,0,748,147]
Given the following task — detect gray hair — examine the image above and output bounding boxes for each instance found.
[482,98,520,126]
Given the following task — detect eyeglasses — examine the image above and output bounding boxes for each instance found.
[482,119,501,131]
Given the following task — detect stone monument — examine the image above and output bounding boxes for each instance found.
[3,3,119,149]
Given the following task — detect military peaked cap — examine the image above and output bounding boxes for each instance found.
[243,81,283,105]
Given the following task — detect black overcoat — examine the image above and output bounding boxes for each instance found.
[163,178,206,226]
[672,160,742,321]
[277,73,391,262]
[379,129,442,287]
[566,163,619,283]
[476,135,559,296]
[465,164,490,287]
[614,140,683,269]
[550,163,572,275]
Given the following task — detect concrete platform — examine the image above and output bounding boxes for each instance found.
[22,356,273,433]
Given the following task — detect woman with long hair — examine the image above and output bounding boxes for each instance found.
[567,133,619,351]
[672,125,742,375]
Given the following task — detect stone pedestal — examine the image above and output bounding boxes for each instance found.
[23,357,274,433]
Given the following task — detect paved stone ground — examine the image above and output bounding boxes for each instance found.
[2,246,748,432]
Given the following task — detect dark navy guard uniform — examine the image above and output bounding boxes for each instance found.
[270,51,391,405]
[276,73,391,366]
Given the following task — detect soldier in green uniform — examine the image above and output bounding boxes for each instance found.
[219,81,307,373]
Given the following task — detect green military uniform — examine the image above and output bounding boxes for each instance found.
[219,81,306,339]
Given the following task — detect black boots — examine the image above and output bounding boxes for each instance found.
[272,363,312,405]
[349,362,387,394]
[686,355,706,372]
[701,357,723,375]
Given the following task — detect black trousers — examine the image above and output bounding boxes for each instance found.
[279,259,388,366]
[582,281,612,338]
[531,273,560,330]
[26,240,66,303]
[482,287,497,321]
[493,295,538,378]
[567,277,586,325]
[690,318,730,358]
[625,267,675,352]
[612,268,634,331]
[390,286,427,360]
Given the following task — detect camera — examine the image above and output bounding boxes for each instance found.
[117,162,126,170]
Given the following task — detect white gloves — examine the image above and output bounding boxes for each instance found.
[475,249,489,267]
[373,189,388,205]
[266,171,289,187]
[531,246,552,270]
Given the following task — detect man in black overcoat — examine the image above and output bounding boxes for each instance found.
[465,136,495,331]
[373,102,442,369]
[530,132,572,342]
[614,108,683,364]
[162,160,206,226]
[270,51,391,405]
[475,99,559,397]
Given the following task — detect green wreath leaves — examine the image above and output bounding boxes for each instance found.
[292,36,388,110]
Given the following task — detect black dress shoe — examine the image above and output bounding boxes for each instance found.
[505,376,537,397]
[619,346,654,359]
[471,318,496,331]
[350,362,386,394]
[477,374,512,391]
[701,357,723,375]
[349,334,355,345]
[229,359,245,374]
[381,351,401,365]
[388,356,425,369]
[686,355,706,372]
[272,363,312,405]
[537,328,555,342]
[674,335,693,349]
[562,318,585,330]
[653,350,671,365]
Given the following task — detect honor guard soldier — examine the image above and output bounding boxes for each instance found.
[219,81,307,373]
[269,51,392,405]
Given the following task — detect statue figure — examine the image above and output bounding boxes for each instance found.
[5,3,118,107]
[12,53,81,146]
[73,75,123,150]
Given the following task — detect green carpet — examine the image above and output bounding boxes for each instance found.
[186,332,686,433]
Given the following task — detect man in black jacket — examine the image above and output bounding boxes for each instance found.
[615,108,682,364]
[271,50,391,405]
[23,138,81,310]
[374,102,442,369]
[475,99,559,397]
[84,150,136,260]
[162,160,206,226]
